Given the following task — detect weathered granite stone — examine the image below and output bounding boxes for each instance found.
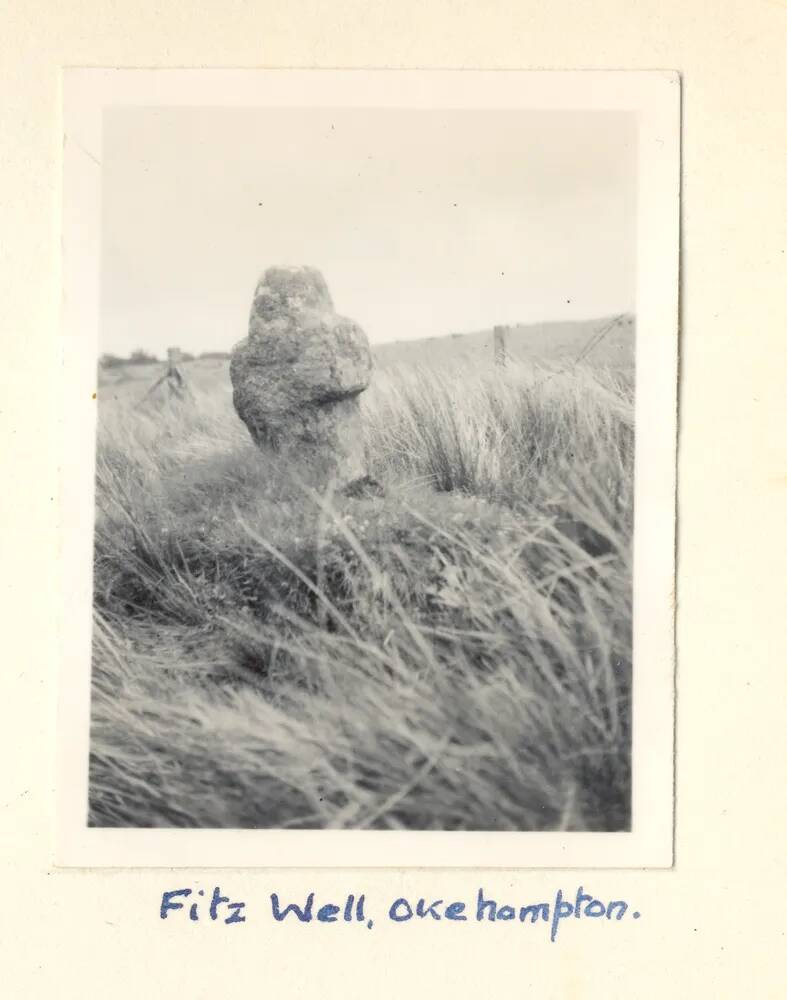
[230,266,373,486]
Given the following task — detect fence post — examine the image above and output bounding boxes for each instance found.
[493,325,508,367]
[166,347,186,393]
[140,346,186,404]
[167,347,182,373]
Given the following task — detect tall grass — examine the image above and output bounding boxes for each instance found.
[90,358,634,830]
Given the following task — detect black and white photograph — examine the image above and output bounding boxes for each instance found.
[58,70,679,866]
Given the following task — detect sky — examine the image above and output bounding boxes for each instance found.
[101,107,636,356]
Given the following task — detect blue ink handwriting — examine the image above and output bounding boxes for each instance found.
[159,886,640,942]
[160,887,246,924]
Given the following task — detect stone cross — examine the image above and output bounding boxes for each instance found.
[230,266,373,489]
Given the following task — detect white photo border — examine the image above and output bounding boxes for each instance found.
[57,69,679,868]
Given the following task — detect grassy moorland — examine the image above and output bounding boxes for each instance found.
[90,352,634,831]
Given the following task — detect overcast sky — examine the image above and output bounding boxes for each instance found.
[101,107,636,356]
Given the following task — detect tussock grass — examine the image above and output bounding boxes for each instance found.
[90,358,633,830]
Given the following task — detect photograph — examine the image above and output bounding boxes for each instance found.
[59,70,678,864]
[6,1,785,992]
